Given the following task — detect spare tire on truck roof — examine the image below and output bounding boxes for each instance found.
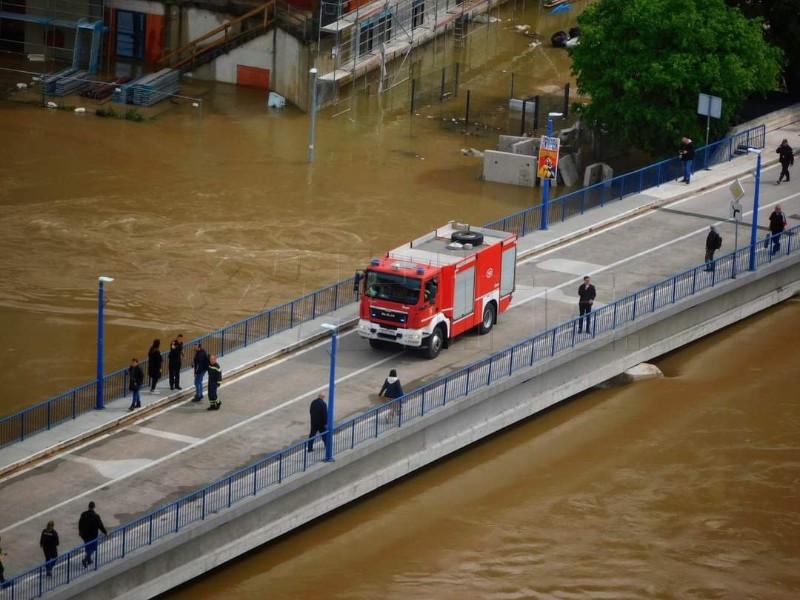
[451,230,484,245]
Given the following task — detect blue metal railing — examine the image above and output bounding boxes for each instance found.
[484,125,765,235]
[0,278,357,449]
[8,221,798,598]
[0,123,766,450]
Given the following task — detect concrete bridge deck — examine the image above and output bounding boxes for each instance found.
[0,121,798,594]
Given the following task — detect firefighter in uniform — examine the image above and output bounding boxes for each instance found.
[206,355,222,411]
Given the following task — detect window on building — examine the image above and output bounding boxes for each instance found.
[358,11,393,57]
[412,0,425,30]
[116,10,146,59]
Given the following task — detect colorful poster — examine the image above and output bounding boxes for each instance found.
[537,135,560,181]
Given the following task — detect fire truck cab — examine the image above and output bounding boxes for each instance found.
[357,222,517,359]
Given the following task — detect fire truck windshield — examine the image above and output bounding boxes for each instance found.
[364,270,421,305]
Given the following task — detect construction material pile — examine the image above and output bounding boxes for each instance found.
[114,69,181,107]
[41,67,91,97]
[81,76,134,101]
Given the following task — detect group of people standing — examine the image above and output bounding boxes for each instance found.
[127,334,222,411]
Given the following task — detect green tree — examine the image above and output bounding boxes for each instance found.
[570,0,784,156]
[725,0,800,93]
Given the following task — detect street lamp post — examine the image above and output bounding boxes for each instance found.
[747,148,762,271]
[96,276,114,409]
[308,68,318,164]
[320,323,337,461]
[541,111,563,230]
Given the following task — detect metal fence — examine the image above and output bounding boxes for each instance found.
[0,123,766,451]
[485,125,766,235]
[7,220,799,598]
[0,278,357,449]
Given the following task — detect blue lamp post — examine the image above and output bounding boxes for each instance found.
[96,276,114,409]
[320,323,337,461]
[308,68,318,164]
[747,148,762,271]
[540,111,563,230]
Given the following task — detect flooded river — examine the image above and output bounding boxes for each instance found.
[0,0,583,415]
[2,0,798,596]
[163,300,800,599]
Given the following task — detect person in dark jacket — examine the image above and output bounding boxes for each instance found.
[78,502,107,568]
[768,204,788,255]
[307,393,329,453]
[192,343,209,402]
[168,334,184,390]
[40,521,59,576]
[679,136,695,184]
[147,339,162,393]
[776,138,794,184]
[577,276,596,334]
[206,355,222,411]
[379,369,404,420]
[128,358,144,410]
[704,225,721,271]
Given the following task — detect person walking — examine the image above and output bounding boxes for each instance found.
[39,521,59,576]
[679,136,695,184]
[168,334,184,391]
[192,343,209,402]
[704,225,722,271]
[206,355,222,411]
[128,358,144,411]
[776,138,794,185]
[307,393,329,453]
[768,204,788,255]
[577,276,596,334]
[379,369,404,421]
[147,339,162,393]
[78,501,107,568]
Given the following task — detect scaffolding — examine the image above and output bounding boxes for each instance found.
[315,0,497,115]
[0,0,105,72]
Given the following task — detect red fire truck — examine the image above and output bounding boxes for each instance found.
[356,222,517,358]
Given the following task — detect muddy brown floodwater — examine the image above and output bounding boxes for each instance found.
[163,300,800,599]
[1,0,585,414]
[3,0,799,596]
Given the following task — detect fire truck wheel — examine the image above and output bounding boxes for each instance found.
[451,230,485,245]
[424,326,445,359]
[479,303,496,335]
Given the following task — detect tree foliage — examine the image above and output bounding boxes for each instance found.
[725,0,800,93]
[570,0,784,156]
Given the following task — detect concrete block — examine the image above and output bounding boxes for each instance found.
[508,97,536,116]
[498,135,528,153]
[483,150,535,187]
[511,137,537,156]
[558,153,579,186]
[584,162,614,187]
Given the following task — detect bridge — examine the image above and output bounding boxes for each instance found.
[0,118,798,599]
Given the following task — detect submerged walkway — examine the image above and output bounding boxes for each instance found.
[0,121,798,587]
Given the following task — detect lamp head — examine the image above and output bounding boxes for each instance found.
[98,276,114,283]
[320,323,336,332]
[548,112,564,118]
[746,148,762,155]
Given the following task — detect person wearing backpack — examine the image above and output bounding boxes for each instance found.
[705,225,722,271]
[379,369,404,421]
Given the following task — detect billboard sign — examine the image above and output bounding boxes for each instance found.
[537,135,560,181]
